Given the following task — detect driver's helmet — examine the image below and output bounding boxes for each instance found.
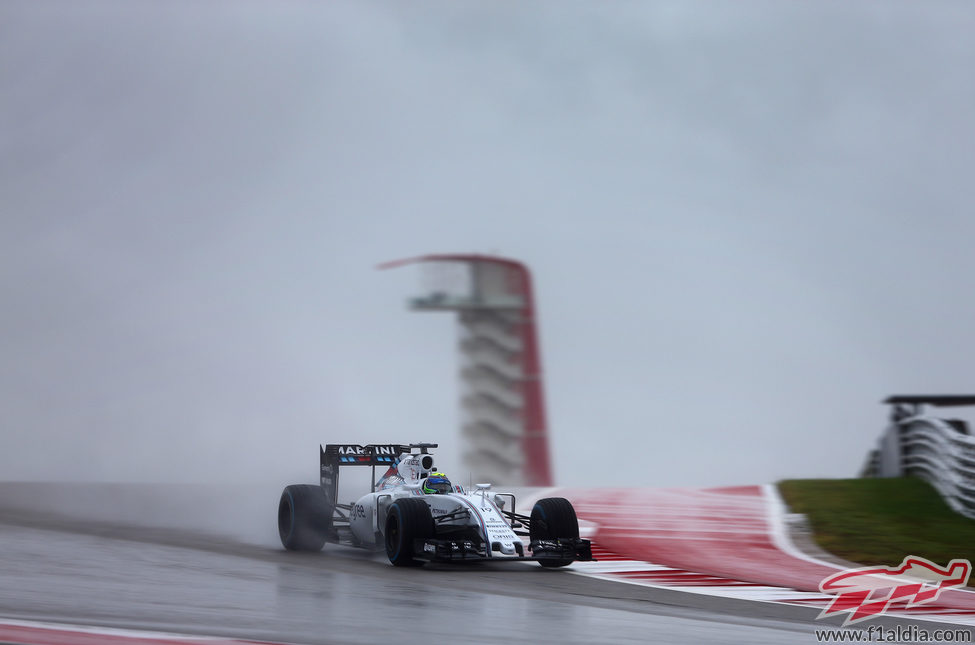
[422,472,453,495]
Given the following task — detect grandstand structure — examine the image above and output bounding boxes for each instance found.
[862,395,975,518]
[380,254,552,486]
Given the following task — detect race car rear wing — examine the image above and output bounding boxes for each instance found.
[320,443,437,507]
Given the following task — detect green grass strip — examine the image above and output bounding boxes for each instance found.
[778,477,975,582]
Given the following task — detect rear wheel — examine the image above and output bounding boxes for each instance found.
[384,498,434,566]
[530,497,579,568]
[278,484,333,551]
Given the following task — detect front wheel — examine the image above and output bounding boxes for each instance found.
[530,497,579,568]
[384,498,434,566]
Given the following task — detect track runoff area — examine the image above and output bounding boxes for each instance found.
[539,485,975,630]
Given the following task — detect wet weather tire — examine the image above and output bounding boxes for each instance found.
[278,484,332,551]
[530,497,579,568]
[385,498,434,567]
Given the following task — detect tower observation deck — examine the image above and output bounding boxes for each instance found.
[379,254,552,486]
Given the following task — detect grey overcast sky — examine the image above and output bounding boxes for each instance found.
[2,1,974,488]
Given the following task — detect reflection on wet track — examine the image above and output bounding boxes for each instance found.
[0,520,819,644]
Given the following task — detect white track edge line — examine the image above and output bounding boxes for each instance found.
[761,482,847,571]
[0,617,261,642]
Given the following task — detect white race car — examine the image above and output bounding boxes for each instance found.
[277,443,593,567]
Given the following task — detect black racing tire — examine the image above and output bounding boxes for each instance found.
[530,497,579,568]
[278,484,333,552]
[384,498,435,567]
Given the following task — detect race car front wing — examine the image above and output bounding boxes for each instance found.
[415,537,593,563]
[529,538,593,563]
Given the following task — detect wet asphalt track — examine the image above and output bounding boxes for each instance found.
[0,484,952,644]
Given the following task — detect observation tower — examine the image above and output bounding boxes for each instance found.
[379,254,552,486]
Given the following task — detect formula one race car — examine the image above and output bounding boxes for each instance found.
[277,443,593,567]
